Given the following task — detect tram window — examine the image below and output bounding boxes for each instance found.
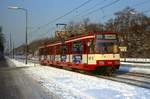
[60,44,67,54]
[72,41,82,54]
[96,42,118,53]
[96,43,105,53]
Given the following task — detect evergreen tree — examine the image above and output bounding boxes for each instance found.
[0,26,4,54]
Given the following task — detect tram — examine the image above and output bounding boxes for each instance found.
[39,32,120,75]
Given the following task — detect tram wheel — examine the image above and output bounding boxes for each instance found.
[93,66,113,76]
[105,67,113,76]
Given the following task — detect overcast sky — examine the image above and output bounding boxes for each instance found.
[0,0,150,48]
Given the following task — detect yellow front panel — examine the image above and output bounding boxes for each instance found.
[95,54,120,60]
[82,55,87,64]
[83,54,120,65]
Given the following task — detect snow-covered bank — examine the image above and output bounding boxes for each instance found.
[9,58,37,67]
[11,59,150,99]
[119,66,150,75]
[120,62,150,74]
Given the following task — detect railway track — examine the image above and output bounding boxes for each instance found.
[70,69,150,89]
[95,72,150,89]
[114,71,150,79]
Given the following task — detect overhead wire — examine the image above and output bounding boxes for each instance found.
[41,0,121,40]
[30,0,94,41]
[143,9,150,13]
[30,0,122,41]
[93,0,150,22]
[127,0,150,14]
[132,0,150,7]
[81,0,121,17]
[29,0,93,35]
[39,26,56,38]
[30,0,150,41]
[31,26,56,42]
[75,0,107,17]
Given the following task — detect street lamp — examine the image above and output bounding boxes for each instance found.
[8,6,28,64]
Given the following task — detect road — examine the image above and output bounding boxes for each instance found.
[0,59,59,99]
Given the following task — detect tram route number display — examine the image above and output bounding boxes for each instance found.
[72,55,82,64]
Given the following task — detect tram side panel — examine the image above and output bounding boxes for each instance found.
[39,33,120,72]
[39,47,120,71]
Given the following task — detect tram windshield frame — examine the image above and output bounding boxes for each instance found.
[96,34,119,54]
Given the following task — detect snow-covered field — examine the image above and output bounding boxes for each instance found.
[10,59,150,99]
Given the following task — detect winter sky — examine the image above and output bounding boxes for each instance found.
[0,0,150,48]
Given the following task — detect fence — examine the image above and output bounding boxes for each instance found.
[120,58,150,63]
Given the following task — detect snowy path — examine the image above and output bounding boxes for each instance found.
[10,59,150,99]
[0,59,59,99]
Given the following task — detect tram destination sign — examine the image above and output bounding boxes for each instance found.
[96,34,116,40]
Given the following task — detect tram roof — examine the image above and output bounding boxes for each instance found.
[39,32,117,49]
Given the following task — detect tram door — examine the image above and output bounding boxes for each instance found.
[60,44,67,62]
[83,39,94,64]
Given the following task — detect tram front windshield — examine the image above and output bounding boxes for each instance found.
[96,34,118,53]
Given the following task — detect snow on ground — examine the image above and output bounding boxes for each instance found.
[10,59,150,99]
[9,58,37,67]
